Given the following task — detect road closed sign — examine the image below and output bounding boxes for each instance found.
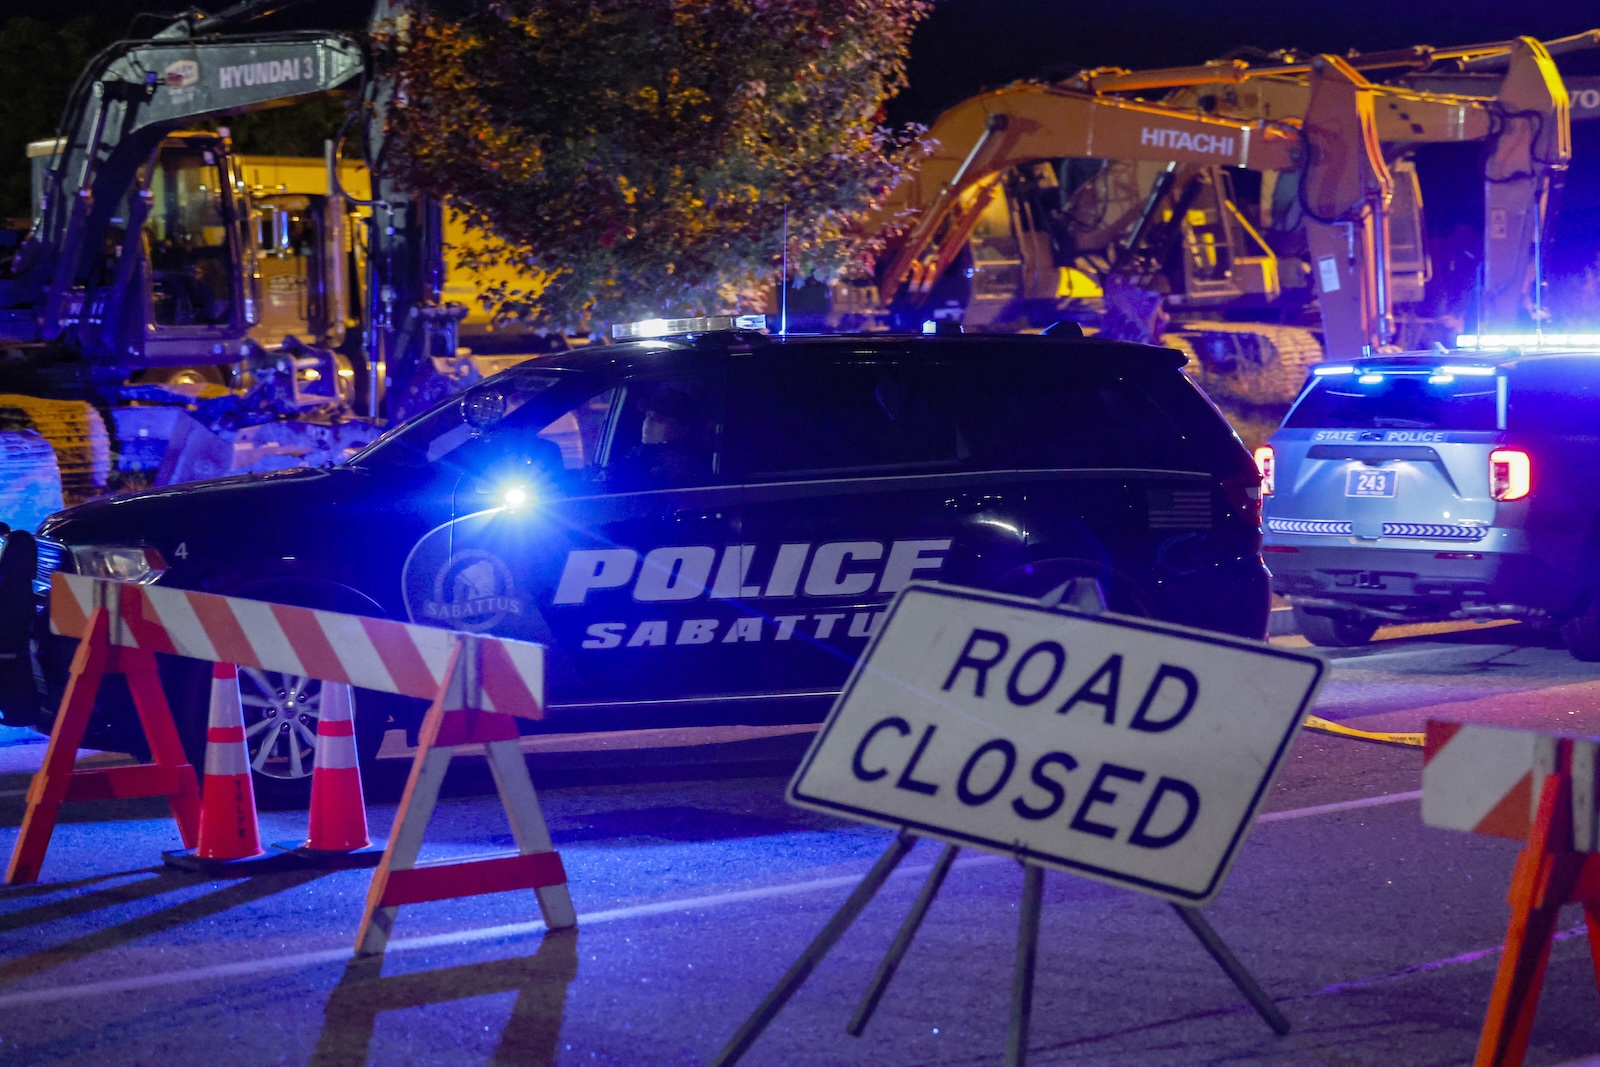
[788,583,1325,905]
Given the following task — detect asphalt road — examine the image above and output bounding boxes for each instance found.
[1,621,1599,1065]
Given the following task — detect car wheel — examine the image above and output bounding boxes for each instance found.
[238,669,388,809]
[168,659,388,810]
[1561,599,1600,661]
[1293,606,1378,647]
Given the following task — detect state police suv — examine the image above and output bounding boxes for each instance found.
[22,318,1269,802]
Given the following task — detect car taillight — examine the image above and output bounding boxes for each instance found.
[1222,475,1263,526]
[1253,446,1275,496]
[1489,449,1531,501]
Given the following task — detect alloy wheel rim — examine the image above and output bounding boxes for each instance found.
[238,669,322,781]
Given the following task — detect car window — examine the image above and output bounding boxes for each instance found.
[724,362,958,478]
[1285,372,1501,431]
[724,357,1215,479]
[934,361,1198,470]
[347,370,621,492]
[598,373,724,490]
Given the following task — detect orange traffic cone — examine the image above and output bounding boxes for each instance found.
[303,681,370,853]
[164,663,264,871]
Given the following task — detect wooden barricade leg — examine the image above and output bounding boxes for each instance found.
[485,737,577,930]
[1475,769,1585,1067]
[7,609,113,885]
[7,605,204,885]
[122,647,201,847]
[356,641,572,957]
[357,741,452,956]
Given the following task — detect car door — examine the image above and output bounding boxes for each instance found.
[714,354,1029,698]
[400,366,739,715]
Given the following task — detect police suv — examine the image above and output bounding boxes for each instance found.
[1260,341,1600,654]
[22,318,1268,802]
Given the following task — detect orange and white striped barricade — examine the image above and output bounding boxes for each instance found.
[14,574,574,949]
[1422,720,1600,1067]
[6,580,201,884]
[356,634,576,956]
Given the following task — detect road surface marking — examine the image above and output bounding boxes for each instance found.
[1256,790,1421,822]
[0,790,1424,1008]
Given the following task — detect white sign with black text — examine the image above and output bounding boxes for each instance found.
[788,583,1326,905]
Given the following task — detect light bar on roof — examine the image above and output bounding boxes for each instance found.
[1457,332,1600,348]
[1312,364,1354,376]
[612,314,768,339]
[1438,364,1497,376]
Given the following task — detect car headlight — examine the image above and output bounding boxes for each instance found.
[71,545,168,584]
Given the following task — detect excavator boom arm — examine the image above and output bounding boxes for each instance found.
[873,84,1298,294]
[25,30,363,328]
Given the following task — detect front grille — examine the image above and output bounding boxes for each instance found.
[1381,523,1487,541]
[33,538,68,597]
[1267,519,1354,536]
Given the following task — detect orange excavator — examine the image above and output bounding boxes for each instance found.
[852,35,1574,433]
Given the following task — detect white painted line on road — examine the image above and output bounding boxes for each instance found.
[0,789,27,799]
[1255,790,1421,822]
[1325,644,1511,668]
[0,790,1424,1008]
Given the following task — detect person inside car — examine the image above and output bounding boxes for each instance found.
[611,388,712,489]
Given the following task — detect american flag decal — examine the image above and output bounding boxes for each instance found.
[1147,487,1213,529]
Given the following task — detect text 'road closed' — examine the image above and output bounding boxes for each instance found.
[789,584,1324,905]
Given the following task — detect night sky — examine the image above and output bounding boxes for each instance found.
[891,0,1600,125]
[10,0,1600,126]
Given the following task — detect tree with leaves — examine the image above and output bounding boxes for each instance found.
[376,0,930,332]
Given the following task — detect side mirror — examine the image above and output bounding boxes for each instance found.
[461,389,507,435]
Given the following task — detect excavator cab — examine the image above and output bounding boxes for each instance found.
[53,131,261,375]
[1174,167,1283,308]
[144,139,245,331]
[1385,158,1431,307]
[252,192,350,352]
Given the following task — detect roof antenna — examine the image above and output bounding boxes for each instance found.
[781,204,789,337]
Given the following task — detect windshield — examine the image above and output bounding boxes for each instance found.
[1285,372,1501,432]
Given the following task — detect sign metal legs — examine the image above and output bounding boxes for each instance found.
[1007,862,1045,1067]
[708,831,917,1067]
[711,832,1289,1066]
[847,842,959,1036]
[1172,904,1291,1034]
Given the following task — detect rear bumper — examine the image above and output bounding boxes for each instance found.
[1264,540,1579,620]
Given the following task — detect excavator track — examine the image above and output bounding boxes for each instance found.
[1163,322,1324,450]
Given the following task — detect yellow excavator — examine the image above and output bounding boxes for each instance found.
[1098,32,1582,340]
[853,35,1576,440]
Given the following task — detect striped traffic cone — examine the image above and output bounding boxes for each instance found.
[303,681,370,853]
[193,663,263,861]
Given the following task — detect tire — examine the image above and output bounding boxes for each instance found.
[1293,606,1378,647]
[1561,598,1600,661]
